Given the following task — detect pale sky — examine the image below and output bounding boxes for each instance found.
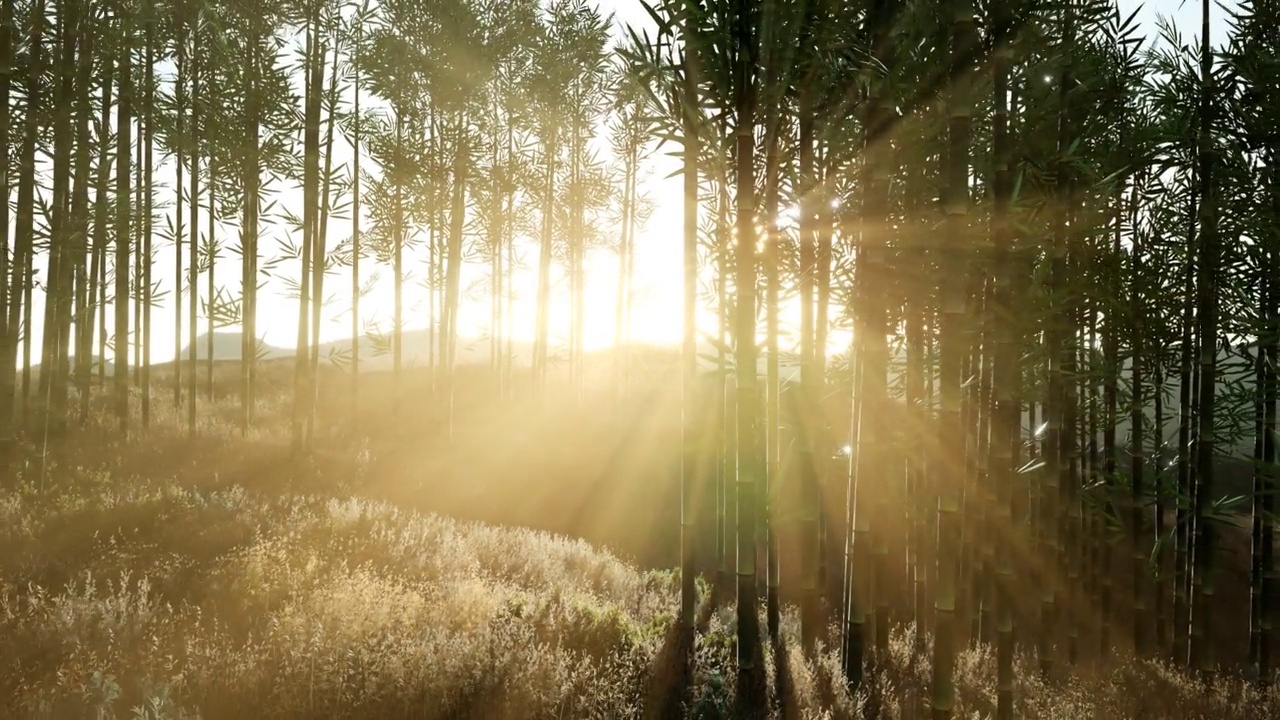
[22,0,1236,368]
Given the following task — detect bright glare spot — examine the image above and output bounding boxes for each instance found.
[1034,421,1048,438]
[841,444,853,456]
[830,198,841,210]
[1043,74,1053,84]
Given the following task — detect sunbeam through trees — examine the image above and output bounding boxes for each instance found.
[0,0,1279,718]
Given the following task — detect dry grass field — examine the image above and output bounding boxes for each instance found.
[0,357,1276,718]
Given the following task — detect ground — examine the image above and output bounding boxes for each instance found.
[0,359,1277,718]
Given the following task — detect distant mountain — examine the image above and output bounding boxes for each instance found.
[178,329,535,370]
[179,332,292,362]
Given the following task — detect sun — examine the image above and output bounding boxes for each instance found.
[286,200,851,365]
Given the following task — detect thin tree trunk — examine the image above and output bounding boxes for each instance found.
[140,1,154,429]
[1038,2,1076,676]
[762,58,781,642]
[186,16,200,435]
[907,295,929,642]
[292,13,321,450]
[679,18,700,634]
[350,25,361,421]
[1173,173,1198,664]
[241,30,261,436]
[933,5,977,716]
[1103,155,1121,658]
[990,11,1016,713]
[1259,153,1279,679]
[426,117,443,390]
[206,163,215,399]
[533,132,556,389]
[1058,17,1082,662]
[612,143,634,396]
[1154,353,1169,655]
[816,151,836,618]
[114,3,133,433]
[731,0,761,705]
[1130,174,1147,657]
[492,104,504,389]
[0,0,11,378]
[306,32,340,444]
[132,118,142,390]
[1254,254,1268,671]
[391,112,404,413]
[443,118,468,440]
[1189,0,1219,670]
[849,0,897,680]
[44,0,76,428]
[569,99,584,402]
[173,4,185,409]
[797,29,819,651]
[70,6,98,423]
[717,159,733,596]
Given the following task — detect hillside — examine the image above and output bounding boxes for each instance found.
[1,403,1277,719]
[0,472,672,717]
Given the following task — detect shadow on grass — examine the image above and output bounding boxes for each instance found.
[643,587,717,719]
[773,635,799,720]
[734,637,769,719]
[643,621,696,720]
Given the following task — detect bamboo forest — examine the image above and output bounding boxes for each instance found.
[2,0,1280,717]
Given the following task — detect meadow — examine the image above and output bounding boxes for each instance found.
[0,361,1274,719]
